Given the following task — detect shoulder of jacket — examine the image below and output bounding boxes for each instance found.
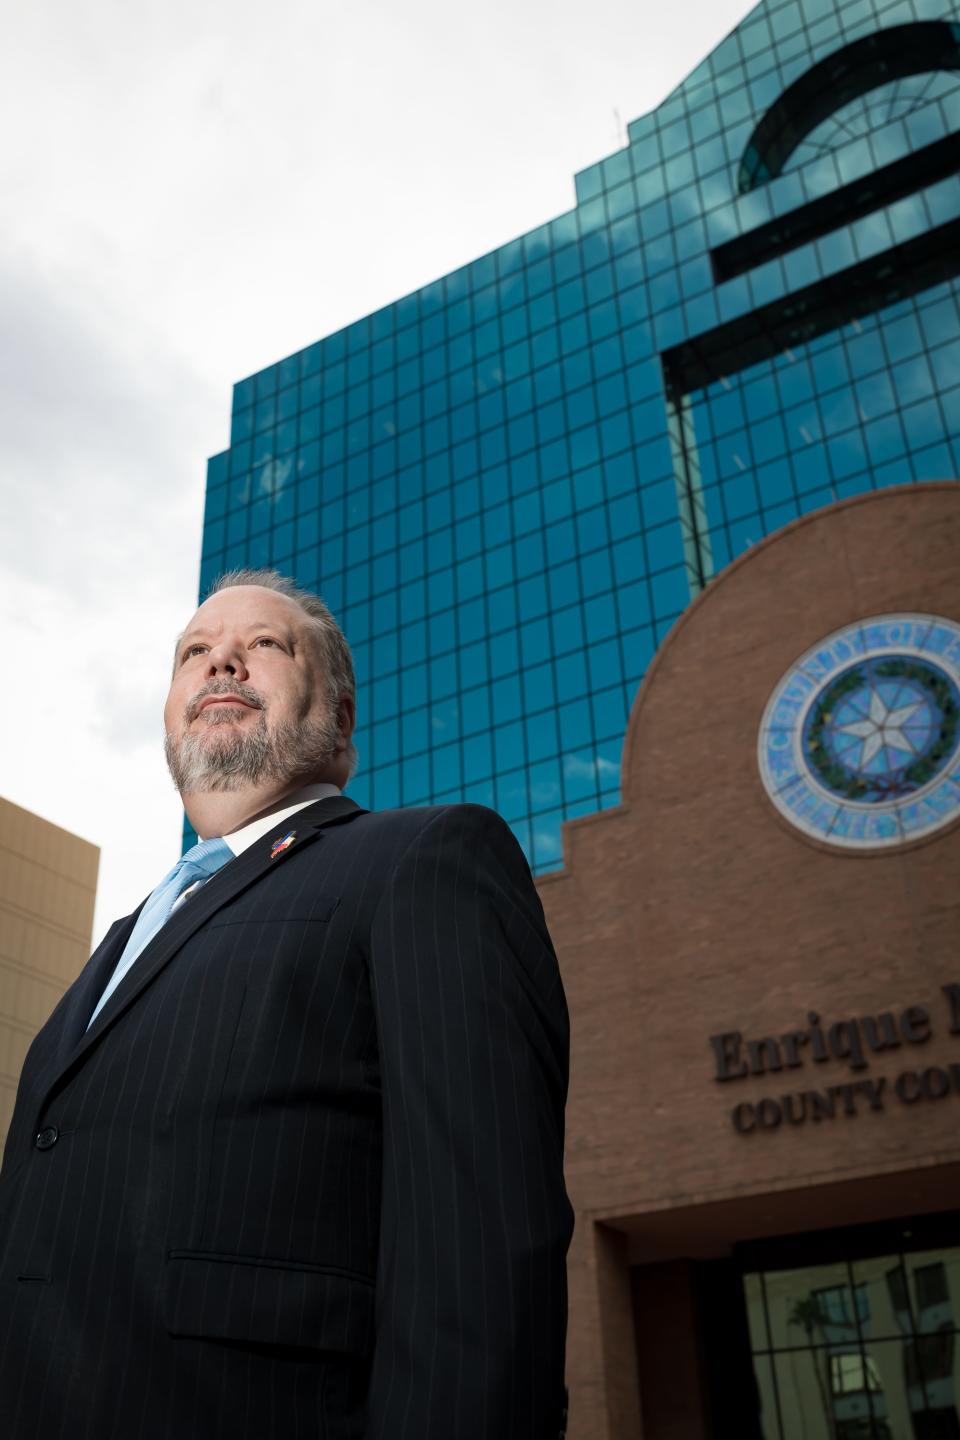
[352,802,507,834]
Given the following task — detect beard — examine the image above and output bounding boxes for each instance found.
[164,679,341,794]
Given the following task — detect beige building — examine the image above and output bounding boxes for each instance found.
[0,798,98,1150]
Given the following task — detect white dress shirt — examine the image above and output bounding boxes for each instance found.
[173,782,342,909]
[219,781,342,857]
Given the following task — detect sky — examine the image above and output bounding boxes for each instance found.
[0,0,756,945]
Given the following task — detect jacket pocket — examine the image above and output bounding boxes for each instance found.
[209,892,340,926]
[163,1250,374,1355]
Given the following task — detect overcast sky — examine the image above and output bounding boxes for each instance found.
[0,0,755,945]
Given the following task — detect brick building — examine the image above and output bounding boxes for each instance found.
[547,482,960,1440]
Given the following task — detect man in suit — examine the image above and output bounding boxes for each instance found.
[0,569,573,1439]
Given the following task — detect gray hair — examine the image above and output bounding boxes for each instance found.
[187,568,358,776]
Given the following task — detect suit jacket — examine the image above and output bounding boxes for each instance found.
[0,798,573,1439]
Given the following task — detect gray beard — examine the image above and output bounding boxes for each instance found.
[164,686,340,795]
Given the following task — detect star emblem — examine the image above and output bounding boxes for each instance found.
[760,615,960,850]
[836,688,924,769]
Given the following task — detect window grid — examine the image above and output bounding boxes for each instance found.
[746,1247,960,1440]
[691,281,960,572]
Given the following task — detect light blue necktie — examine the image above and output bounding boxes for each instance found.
[87,836,233,1029]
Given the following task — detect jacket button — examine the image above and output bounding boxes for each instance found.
[35,1126,59,1150]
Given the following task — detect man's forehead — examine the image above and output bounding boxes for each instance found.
[183,586,304,636]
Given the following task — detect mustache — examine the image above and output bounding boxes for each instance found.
[185,679,265,723]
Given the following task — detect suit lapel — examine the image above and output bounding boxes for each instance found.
[17,908,142,1103]
[56,911,141,1058]
[49,795,367,1089]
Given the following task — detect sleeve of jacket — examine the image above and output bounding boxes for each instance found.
[364,804,574,1440]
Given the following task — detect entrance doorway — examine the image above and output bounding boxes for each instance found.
[629,1213,960,1439]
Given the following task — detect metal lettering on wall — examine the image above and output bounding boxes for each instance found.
[711,983,960,1135]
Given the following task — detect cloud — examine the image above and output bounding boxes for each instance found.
[564,753,620,780]
[0,249,214,596]
[0,250,216,941]
[3,567,187,942]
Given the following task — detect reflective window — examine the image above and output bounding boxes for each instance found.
[746,1246,960,1440]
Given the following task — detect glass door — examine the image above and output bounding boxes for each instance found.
[743,1246,960,1439]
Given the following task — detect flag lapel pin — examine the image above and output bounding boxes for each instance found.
[270,831,297,860]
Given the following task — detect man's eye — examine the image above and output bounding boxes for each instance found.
[183,644,207,660]
[254,637,280,648]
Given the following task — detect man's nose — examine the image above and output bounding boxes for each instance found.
[205,642,249,681]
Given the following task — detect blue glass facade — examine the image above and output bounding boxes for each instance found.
[197,0,960,872]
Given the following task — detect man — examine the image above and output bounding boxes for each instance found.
[0,570,573,1439]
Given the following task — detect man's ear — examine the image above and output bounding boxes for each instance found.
[336,694,356,746]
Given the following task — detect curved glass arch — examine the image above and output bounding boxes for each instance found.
[738,20,960,194]
[785,69,960,168]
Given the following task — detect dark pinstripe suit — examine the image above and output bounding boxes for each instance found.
[0,797,572,1439]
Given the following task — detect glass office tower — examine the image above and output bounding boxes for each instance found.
[197,0,960,872]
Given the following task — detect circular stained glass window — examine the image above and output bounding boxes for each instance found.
[758,614,960,849]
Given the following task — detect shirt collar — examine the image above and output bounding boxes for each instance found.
[220,782,342,857]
